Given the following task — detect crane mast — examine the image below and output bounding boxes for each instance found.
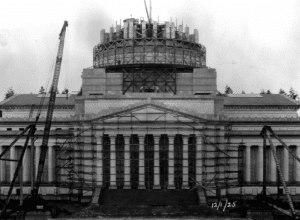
[32,21,68,199]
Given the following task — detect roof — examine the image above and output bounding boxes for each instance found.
[0,94,76,107]
[224,94,299,106]
[0,93,298,108]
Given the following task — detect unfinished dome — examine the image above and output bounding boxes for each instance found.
[93,18,206,94]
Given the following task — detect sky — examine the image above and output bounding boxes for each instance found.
[0,0,299,99]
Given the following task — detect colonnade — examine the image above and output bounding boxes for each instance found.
[96,134,203,189]
[0,145,54,183]
[244,145,300,183]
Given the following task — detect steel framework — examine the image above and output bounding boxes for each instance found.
[121,67,178,94]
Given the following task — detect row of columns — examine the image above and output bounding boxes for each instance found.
[96,134,203,189]
[0,145,54,183]
[244,145,300,182]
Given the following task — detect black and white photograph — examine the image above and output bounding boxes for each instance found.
[0,0,299,219]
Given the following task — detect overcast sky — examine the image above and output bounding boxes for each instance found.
[0,0,299,99]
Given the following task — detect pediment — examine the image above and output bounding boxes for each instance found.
[88,100,207,124]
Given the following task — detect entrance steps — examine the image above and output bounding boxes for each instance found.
[70,189,243,218]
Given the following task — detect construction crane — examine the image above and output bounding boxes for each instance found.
[0,20,68,219]
[32,20,68,201]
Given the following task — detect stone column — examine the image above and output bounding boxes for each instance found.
[270,146,277,182]
[110,135,117,189]
[10,146,16,181]
[96,135,103,186]
[0,146,3,182]
[258,145,263,182]
[138,136,146,189]
[196,136,203,183]
[153,135,160,189]
[23,146,29,182]
[168,135,175,189]
[245,145,251,182]
[35,145,41,178]
[283,146,289,181]
[124,136,131,189]
[48,145,54,183]
[296,145,300,182]
[182,136,189,189]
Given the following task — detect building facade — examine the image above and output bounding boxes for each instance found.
[0,18,299,202]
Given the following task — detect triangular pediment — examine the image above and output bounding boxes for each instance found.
[88,100,208,124]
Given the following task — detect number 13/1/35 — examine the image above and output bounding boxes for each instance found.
[211,200,237,212]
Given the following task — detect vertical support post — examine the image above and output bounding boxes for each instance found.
[128,20,133,39]
[296,145,300,182]
[182,136,189,189]
[262,129,267,198]
[124,136,131,189]
[153,21,157,38]
[35,145,41,180]
[185,26,189,40]
[0,146,3,182]
[109,27,114,41]
[48,145,53,183]
[245,145,251,182]
[168,135,175,189]
[123,21,128,39]
[196,135,203,183]
[153,136,160,189]
[258,145,263,182]
[142,21,146,38]
[23,148,29,182]
[96,135,103,187]
[165,22,170,38]
[100,29,105,44]
[110,135,117,189]
[270,149,277,182]
[283,147,289,181]
[10,146,15,181]
[30,138,35,190]
[138,136,146,189]
[170,22,175,39]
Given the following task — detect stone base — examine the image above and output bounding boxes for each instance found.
[168,185,176,189]
[182,185,190,189]
[153,185,161,189]
[138,185,146,189]
[109,185,117,189]
[123,185,131,189]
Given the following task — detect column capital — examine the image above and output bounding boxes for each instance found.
[182,135,189,144]
[124,135,130,144]
[138,135,144,143]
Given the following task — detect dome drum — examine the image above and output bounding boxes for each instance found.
[93,19,206,69]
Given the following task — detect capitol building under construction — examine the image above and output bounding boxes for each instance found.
[0,14,300,218]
